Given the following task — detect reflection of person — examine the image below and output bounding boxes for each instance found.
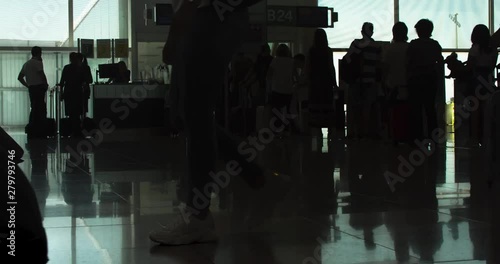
[26,139,50,221]
[18,46,49,139]
[60,52,93,137]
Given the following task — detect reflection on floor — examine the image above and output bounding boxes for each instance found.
[7,128,500,264]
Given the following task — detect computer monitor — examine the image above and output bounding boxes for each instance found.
[98,63,119,79]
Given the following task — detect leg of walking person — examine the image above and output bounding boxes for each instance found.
[149,7,250,246]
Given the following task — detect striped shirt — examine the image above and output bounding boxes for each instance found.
[348,39,382,84]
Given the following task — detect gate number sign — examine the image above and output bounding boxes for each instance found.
[267,6,338,28]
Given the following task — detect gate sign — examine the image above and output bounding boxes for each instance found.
[267,6,296,26]
[267,6,338,28]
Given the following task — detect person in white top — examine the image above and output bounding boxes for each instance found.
[18,46,49,138]
[267,44,295,135]
[383,22,410,101]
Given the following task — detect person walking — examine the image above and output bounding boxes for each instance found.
[150,0,269,246]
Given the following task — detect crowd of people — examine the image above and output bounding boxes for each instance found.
[218,19,498,146]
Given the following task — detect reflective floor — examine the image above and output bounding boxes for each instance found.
[7,127,500,264]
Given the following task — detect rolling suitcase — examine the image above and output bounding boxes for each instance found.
[46,88,57,138]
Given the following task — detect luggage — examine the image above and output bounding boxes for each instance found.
[82,117,97,132]
[25,90,57,138]
[59,118,72,138]
[45,118,57,138]
[25,118,56,138]
[390,101,411,143]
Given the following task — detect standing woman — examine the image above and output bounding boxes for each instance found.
[78,53,93,118]
[382,22,410,142]
[305,29,338,134]
[466,24,498,145]
[267,44,295,135]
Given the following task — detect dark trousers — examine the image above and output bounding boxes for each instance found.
[182,7,260,215]
[28,85,48,136]
[409,75,438,141]
[271,92,293,130]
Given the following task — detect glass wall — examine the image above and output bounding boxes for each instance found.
[400,0,489,49]
[0,0,69,46]
[319,0,394,48]
[73,0,121,44]
[495,0,500,31]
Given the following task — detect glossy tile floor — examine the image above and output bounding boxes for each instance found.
[6,127,500,264]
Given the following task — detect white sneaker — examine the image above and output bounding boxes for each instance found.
[149,207,218,246]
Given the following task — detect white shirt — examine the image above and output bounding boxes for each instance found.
[20,58,45,86]
[383,42,408,87]
[268,57,295,94]
[468,44,498,69]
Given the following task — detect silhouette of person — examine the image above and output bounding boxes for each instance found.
[254,44,274,106]
[465,25,498,145]
[305,29,338,136]
[407,19,444,141]
[60,52,93,137]
[383,22,411,143]
[79,54,93,116]
[150,0,272,246]
[18,46,49,139]
[345,23,383,139]
[111,61,131,84]
[0,127,48,263]
[267,44,295,136]
[383,22,410,101]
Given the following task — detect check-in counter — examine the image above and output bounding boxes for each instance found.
[93,84,168,129]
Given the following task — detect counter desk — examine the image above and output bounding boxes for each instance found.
[92,84,168,129]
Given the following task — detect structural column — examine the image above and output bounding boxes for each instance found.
[68,0,74,47]
[394,0,399,23]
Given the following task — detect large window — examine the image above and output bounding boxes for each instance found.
[73,0,122,45]
[319,0,394,48]
[400,0,489,49]
[495,0,500,31]
[0,0,69,46]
